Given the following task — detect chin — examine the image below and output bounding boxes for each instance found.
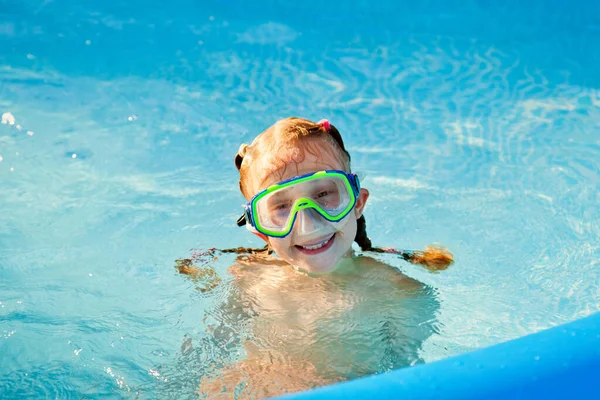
[291,247,347,275]
[271,230,356,275]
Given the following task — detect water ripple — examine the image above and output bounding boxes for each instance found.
[2,2,599,398]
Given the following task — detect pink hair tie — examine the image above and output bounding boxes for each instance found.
[317,119,331,131]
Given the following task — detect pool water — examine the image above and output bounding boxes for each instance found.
[1,0,599,398]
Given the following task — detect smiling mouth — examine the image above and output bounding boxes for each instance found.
[295,234,336,255]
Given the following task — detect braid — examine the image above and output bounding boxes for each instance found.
[354,215,373,251]
[354,215,412,262]
[354,215,409,260]
[221,244,272,255]
[354,215,453,270]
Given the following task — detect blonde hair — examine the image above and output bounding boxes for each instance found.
[235,117,351,199]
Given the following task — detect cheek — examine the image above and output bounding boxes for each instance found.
[268,237,293,257]
[342,217,358,240]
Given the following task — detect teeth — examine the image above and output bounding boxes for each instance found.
[301,236,332,250]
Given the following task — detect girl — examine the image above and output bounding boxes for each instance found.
[230,117,452,273]
[177,117,453,398]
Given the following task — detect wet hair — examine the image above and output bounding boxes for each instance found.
[235,117,351,198]
[234,117,374,252]
[226,117,454,271]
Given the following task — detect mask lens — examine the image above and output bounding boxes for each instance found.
[253,174,354,236]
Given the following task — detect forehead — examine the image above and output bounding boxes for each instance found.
[246,142,346,196]
[265,176,338,203]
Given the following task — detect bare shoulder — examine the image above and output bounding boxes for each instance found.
[354,255,426,292]
[227,253,289,274]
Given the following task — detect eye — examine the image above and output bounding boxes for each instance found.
[270,202,291,212]
[315,191,329,199]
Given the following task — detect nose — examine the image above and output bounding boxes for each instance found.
[294,208,326,235]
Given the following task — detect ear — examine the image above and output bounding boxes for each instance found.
[354,188,369,219]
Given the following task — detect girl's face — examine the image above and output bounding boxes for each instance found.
[246,146,369,274]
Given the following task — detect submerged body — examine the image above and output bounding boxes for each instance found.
[180,254,440,398]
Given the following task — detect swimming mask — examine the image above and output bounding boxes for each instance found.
[237,170,360,238]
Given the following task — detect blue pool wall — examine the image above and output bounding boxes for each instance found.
[278,312,600,399]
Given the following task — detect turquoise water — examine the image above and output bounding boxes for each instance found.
[1,0,600,398]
